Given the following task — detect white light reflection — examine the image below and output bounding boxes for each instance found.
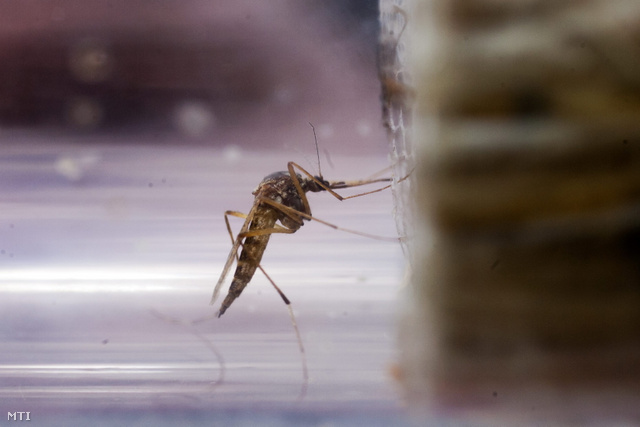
[0,363,175,375]
[0,267,212,293]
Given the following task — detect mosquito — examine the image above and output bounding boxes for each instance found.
[211,125,404,399]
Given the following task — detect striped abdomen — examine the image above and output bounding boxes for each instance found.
[217,205,279,316]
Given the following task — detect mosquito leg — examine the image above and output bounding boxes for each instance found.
[223,209,309,400]
[224,211,247,240]
[328,168,412,200]
[239,226,296,238]
[224,213,298,308]
[223,211,299,301]
[213,205,298,306]
[288,161,407,201]
[226,209,298,239]
[149,309,225,388]
[334,166,413,189]
[288,161,342,203]
[324,167,414,200]
[212,207,258,305]
[257,196,401,242]
[224,212,295,304]
[329,182,392,200]
[253,264,308,401]
[287,162,313,215]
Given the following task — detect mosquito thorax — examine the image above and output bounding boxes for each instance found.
[262,171,289,182]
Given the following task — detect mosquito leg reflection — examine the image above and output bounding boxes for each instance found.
[149,310,225,388]
[224,210,309,401]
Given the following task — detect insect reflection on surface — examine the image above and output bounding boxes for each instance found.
[212,127,404,400]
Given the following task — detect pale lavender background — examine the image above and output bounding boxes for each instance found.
[0,140,405,421]
[0,1,415,425]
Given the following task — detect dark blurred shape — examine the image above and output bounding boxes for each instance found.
[0,28,272,134]
[401,0,640,424]
[0,0,386,153]
[324,0,380,47]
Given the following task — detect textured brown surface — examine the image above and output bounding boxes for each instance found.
[402,0,640,422]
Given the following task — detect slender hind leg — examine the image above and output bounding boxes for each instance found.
[224,210,309,401]
[288,161,394,201]
[257,197,401,242]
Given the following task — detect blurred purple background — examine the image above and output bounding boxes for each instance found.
[0,0,387,154]
[0,1,412,426]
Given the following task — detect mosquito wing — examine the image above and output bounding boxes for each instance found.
[210,203,258,305]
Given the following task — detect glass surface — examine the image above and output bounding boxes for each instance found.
[0,2,414,424]
[0,139,406,423]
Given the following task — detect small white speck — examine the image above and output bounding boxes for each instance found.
[356,120,372,137]
[317,124,334,139]
[223,145,242,163]
[55,152,100,181]
[173,100,216,138]
[272,86,296,105]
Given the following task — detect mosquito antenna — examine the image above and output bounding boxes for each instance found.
[308,122,322,178]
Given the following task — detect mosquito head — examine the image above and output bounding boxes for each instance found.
[328,180,347,190]
[301,175,329,193]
